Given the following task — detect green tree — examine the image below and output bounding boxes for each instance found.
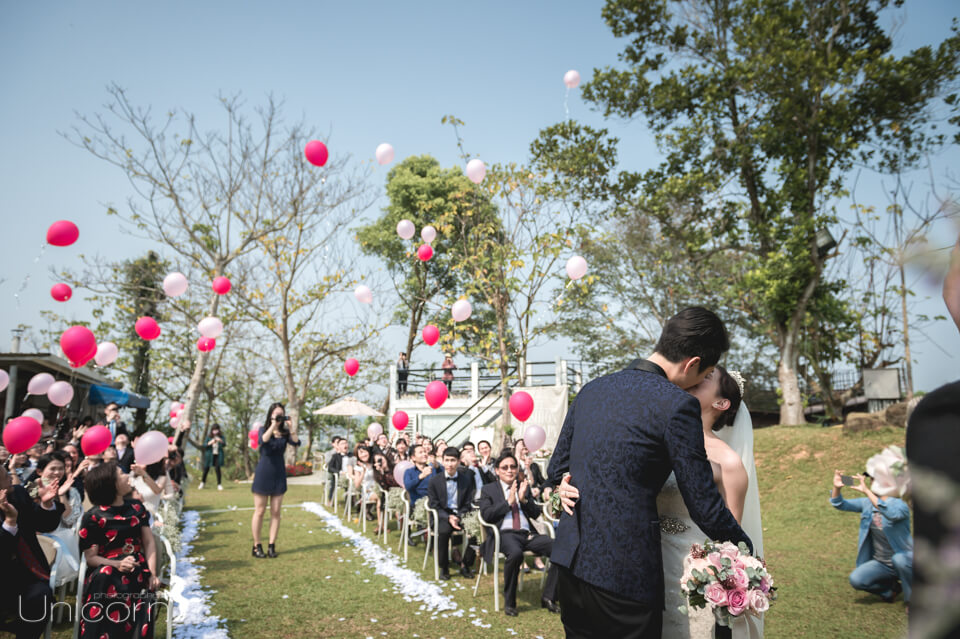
[538,0,960,423]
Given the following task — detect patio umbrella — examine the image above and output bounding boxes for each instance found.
[313,397,384,417]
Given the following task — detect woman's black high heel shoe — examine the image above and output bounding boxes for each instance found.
[252,544,266,558]
[267,543,278,558]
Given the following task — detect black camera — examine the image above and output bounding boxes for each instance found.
[274,414,289,434]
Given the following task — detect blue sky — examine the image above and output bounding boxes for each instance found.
[1,1,958,393]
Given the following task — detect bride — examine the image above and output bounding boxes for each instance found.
[659,366,764,639]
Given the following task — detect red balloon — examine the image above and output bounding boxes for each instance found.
[196,337,216,352]
[249,428,260,450]
[304,140,329,167]
[425,380,448,409]
[212,276,232,295]
[509,391,534,422]
[168,436,175,443]
[422,324,439,346]
[392,410,409,430]
[50,283,72,302]
[2,416,42,454]
[46,220,79,247]
[80,425,112,456]
[60,326,97,368]
[135,316,161,341]
[344,358,360,376]
[417,244,434,261]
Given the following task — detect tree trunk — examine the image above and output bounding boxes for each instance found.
[495,304,512,453]
[898,262,914,401]
[777,329,806,425]
[181,291,220,430]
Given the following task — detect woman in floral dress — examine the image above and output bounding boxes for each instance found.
[78,461,160,639]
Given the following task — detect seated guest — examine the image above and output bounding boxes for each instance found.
[459,447,490,498]
[0,463,64,639]
[373,453,399,491]
[403,444,435,506]
[477,440,495,475]
[479,452,559,616]
[7,451,32,485]
[394,437,409,462]
[428,447,478,580]
[113,433,135,474]
[352,445,381,529]
[830,469,912,608]
[102,446,119,464]
[516,440,547,499]
[30,452,82,582]
[130,460,176,523]
[78,461,159,639]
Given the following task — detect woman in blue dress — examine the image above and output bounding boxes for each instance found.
[251,402,300,558]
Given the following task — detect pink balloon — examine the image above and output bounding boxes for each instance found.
[60,326,97,368]
[168,436,175,444]
[135,317,161,341]
[27,373,55,395]
[95,342,118,367]
[417,244,434,261]
[198,317,223,339]
[393,460,415,486]
[344,358,360,376]
[355,285,373,304]
[522,424,546,452]
[134,431,169,465]
[50,283,72,302]
[509,391,534,422]
[376,143,395,166]
[249,428,260,450]
[212,276,232,295]
[396,219,416,240]
[304,140,329,167]
[425,380,448,409]
[563,69,581,89]
[162,272,188,297]
[169,417,179,428]
[46,220,79,247]
[367,422,383,440]
[566,255,588,280]
[392,410,409,430]
[22,408,44,423]
[81,425,112,456]
[196,337,216,352]
[47,381,74,407]
[466,159,486,184]
[422,324,439,346]
[2,416,41,454]
[451,299,472,322]
[421,225,437,243]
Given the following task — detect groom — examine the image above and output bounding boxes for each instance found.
[547,306,753,638]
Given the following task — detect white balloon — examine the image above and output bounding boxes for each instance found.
[466,159,486,184]
[397,219,416,240]
[564,69,581,88]
[420,225,437,244]
[198,317,224,339]
[162,272,189,297]
[95,342,119,367]
[47,381,74,407]
[22,408,44,423]
[355,285,373,304]
[0,369,8,392]
[451,299,472,322]
[27,373,55,395]
[376,143,395,166]
[566,255,588,280]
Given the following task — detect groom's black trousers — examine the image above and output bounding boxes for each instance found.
[557,565,661,639]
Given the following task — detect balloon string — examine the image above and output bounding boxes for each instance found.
[554,279,574,306]
[13,244,47,308]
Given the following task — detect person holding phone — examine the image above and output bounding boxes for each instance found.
[830,468,913,610]
[251,402,299,559]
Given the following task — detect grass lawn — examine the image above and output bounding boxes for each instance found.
[43,423,909,639]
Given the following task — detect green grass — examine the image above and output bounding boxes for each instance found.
[43,424,909,638]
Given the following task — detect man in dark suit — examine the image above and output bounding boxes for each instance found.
[547,306,752,639]
[0,463,64,639]
[479,452,560,617]
[427,447,478,580]
[114,432,135,473]
[102,402,129,443]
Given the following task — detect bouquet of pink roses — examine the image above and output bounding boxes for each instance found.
[680,540,776,626]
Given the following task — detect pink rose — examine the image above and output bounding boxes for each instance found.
[749,588,770,614]
[721,547,740,563]
[727,588,748,616]
[704,582,728,607]
[708,552,723,570]
[732,568,749,589]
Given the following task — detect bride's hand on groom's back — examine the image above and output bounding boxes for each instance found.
[559,475,580,515]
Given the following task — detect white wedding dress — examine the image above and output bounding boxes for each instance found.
[658,403,765,639]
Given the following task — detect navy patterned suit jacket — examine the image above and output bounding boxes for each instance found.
[547,361,752,607]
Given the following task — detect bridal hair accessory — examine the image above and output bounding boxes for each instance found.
[729,370,745,397]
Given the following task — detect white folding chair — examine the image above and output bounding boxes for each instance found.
[342,476,357,522]
[36,534,64,639]
[382,487,404,545]
[359,483,381,534]
[422,502,471,581]
[397,490,411,561]
[472,509,549,612]
[72,532,176,639]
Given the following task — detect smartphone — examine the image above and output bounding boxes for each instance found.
[841,475,855,487]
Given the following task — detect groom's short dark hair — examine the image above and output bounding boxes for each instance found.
[654,307,729,371]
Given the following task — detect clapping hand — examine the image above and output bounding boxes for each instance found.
[0,489,18,525]
[58,474,75,496]
[518,479,529,503]
[37,478,60,506]
[72,424,88,441]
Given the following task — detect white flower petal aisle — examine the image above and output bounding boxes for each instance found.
[170,510,230,638]
[302,501,462,614]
